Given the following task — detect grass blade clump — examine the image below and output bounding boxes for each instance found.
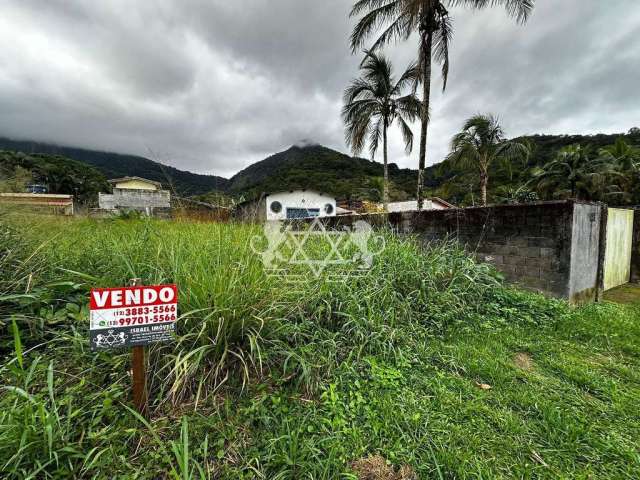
[4,214,625,479]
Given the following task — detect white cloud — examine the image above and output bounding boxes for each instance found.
[0,0,638,178]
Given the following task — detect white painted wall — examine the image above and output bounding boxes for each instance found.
[387,200,447,212]
[113,179,158,190]
[265,191,336,220]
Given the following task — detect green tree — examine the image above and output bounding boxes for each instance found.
[446,114,529,205]
[532,145,613,201]
[349,0,534,209]
[598,138,640,203]
[0,151,110,203]
[0,165,32,193]
[342,50,421,209]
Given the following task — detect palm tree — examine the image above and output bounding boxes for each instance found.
[342,50,421,209]
[532,145,614,201]
[494,184,539,204]
[349,0,535,209]
[446,114,529,205]
[597,138,640,203]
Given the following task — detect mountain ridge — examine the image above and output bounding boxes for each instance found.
[1,129,638,203]
[0,137,229,196]
[226,144,418,201]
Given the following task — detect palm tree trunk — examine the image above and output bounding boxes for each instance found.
[416,31,432,210]
[383,118,389,211]
[480,171,488,206]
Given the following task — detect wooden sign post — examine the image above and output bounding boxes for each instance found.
[89,279,178,418]
[129,278,148,417]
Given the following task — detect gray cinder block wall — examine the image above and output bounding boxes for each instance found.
[97,189,171,217]
[319,200,604,303]
[99,189,170,209]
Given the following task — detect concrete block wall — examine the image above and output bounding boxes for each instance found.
[99,189,170,209]
[318,201,603,302]
[401,202,575,298]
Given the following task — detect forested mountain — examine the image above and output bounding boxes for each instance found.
[228,144,417,201]
[0,138,418,202]
[1,129,638,205]
[228,130,640,205]
[0,138,228,196]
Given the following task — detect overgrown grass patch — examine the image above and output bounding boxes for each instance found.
[1,214,639,478]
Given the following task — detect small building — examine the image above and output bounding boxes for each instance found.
[97,176,170,217]
[108,177,162,191]
[387,197,454,213]
[235,190,337,222]
[0,193,74,215]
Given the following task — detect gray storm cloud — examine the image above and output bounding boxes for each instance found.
[0,0,639,178]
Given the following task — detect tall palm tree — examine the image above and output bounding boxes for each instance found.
[342,50,421,209]
[532,145,613,201]
[446,114,529,206]
[349,0,535,209]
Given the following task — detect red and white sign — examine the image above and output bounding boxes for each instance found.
[90,284,178,350]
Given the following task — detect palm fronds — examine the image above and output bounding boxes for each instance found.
[342,50,421,207]
[446,114,530,205]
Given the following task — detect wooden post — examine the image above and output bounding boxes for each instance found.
[129,278,148,417]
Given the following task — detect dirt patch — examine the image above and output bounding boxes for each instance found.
[603,284,640,304]
[514,352,534,370]
[351,455,416,480]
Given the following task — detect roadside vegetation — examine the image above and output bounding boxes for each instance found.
[1,213,639,478]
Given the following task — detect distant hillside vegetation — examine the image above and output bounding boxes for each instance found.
[424,130,640,205]
[0,138,229,196]
[228,144,417,201]
[0,150,110,203]
[2,129,638,205]
[517,132,640,165]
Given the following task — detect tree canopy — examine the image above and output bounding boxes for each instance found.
[0,150,110,204]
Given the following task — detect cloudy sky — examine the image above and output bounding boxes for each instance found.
[1,1,639,178]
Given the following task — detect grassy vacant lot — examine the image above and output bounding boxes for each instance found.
[1,214,639,479]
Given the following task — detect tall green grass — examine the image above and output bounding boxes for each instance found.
[2,215,511,401]
[1,213,635,479]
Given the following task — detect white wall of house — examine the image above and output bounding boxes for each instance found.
[112,179,159,190]
[387,200,448,213]
[265,191,336,220]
